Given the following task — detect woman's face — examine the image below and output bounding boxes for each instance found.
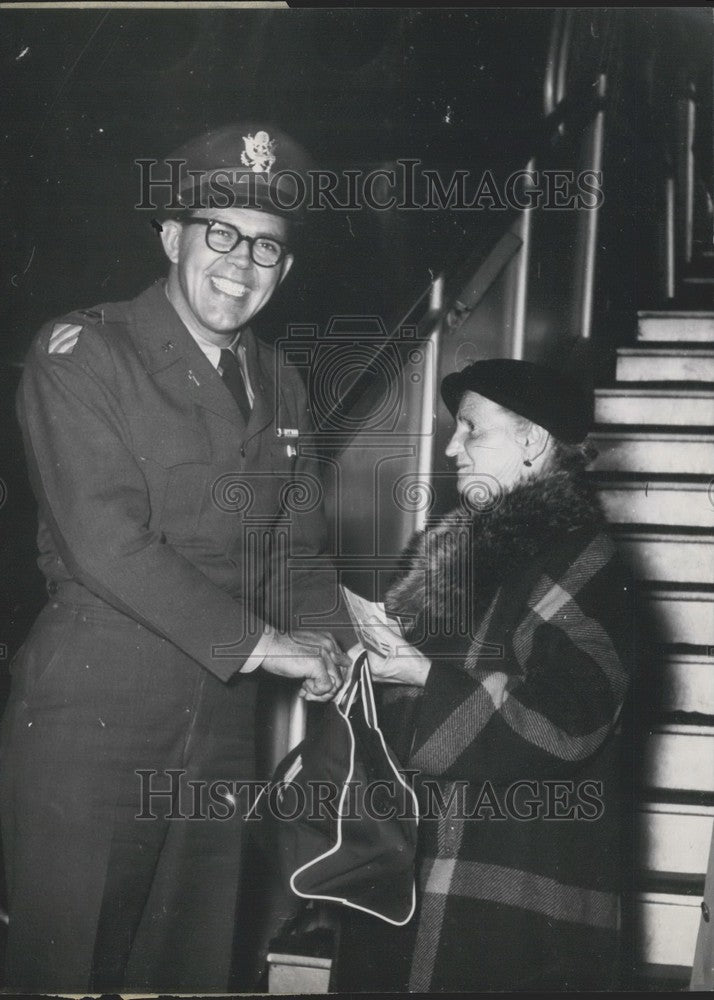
[445,391,528,498]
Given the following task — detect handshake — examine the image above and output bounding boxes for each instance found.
[259,628,351,701]
[259,627,432,700]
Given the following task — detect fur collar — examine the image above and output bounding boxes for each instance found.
[384,471,603,639]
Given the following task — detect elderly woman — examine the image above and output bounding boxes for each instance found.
[337,359,634,992]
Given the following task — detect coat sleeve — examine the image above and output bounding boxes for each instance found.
[408,532,634,782]
[18,324,267,682]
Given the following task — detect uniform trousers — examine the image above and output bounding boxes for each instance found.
[0,588,258,993]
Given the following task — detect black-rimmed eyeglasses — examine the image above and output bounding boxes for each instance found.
[182,217,289,267]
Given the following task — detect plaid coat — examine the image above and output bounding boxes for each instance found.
[350,472,635,992]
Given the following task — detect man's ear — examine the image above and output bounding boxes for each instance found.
[159,219,182,265]
[278,252,295,285]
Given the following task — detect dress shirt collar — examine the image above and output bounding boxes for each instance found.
[163,281,241,370]
[189,326,242,371]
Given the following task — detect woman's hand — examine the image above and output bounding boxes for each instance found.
[366,642,431,687]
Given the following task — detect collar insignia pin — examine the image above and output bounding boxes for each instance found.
[241,130,277,174]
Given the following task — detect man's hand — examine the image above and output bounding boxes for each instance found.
[260,629,349,701]
[366,642,432,687]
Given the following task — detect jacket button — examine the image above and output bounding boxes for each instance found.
[702,901,711,923]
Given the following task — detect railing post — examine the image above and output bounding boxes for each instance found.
[676,83,696,268]
[414,276,443,534]
[286,690,307,753]
[572,73,607,341]
[665,172,676,300]
[510,158,535,360]
[543,9,564,116]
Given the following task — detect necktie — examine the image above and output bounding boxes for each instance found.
[220,348,251,424]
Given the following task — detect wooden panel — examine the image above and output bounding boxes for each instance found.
[594,387,714,426]
[596,482,714,527]
[643,726,714,793]
[588,431,714,473]
[641,590,714,646]
[635,892,701,967]
[638,311,714,342]
[637,803,714,875]
[616,348,714,382]
[616,533,714,585]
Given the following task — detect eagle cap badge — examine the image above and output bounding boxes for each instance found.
[241,130,277,173]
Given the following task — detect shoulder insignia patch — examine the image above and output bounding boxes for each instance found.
[48,322,83,355]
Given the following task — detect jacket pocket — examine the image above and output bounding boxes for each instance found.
[141,423,210,538]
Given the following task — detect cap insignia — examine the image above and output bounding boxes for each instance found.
[241,130,277,173]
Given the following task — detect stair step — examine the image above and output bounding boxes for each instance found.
[632,963,692,990]
[594,386,714,426]
[638,801,714,876]
[616,532,714,585]
[642,589,714,646]
[617,347,714,382]
[638,311,714,342]
[635,891,700,968]
[653,650,714,714]
[596,481,714,527]
[267,953,332,993]
[644,724,714,793]
[588,430,714,473]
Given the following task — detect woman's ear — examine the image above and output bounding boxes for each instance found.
[159,219,182,265]
[512,418,535,450]
[524,422,551,465]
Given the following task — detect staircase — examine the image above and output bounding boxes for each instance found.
[589,308,714,988]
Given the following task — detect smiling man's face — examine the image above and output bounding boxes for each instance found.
[161,207,293,346]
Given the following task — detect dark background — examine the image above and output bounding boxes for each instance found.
[0,6,555,355]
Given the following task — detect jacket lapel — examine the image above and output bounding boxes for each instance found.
[130,281,250,429]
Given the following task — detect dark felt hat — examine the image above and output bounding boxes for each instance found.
[440,359,593,443]
[162,123,311,219]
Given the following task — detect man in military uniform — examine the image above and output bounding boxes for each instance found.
[0,124,350,992]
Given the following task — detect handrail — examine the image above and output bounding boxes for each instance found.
[313,229,523,436]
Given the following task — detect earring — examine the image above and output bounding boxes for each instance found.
[523,459,532,467]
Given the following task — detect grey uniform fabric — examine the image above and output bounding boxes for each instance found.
[0,280,342,992]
